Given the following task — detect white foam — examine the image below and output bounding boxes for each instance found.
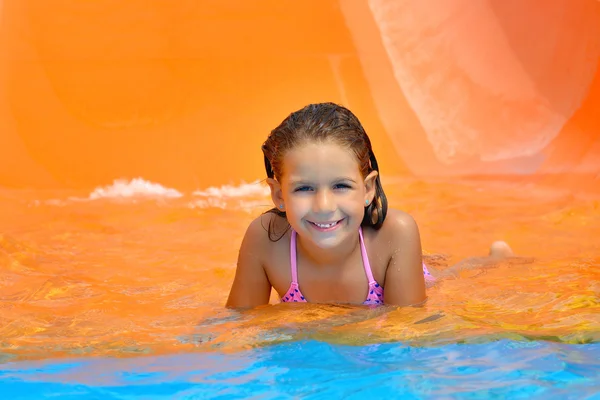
[189,181,272,212]
[192,181,270,198]
[88,178,183,200]
[187,198,272,213]
[38,179,271,210]
[188,198,228,209]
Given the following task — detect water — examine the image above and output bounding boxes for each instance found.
[1,340,599,399]
[0,177,598,398]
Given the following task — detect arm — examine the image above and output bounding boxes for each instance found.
[383,211,427,306]
[226,217,272,309]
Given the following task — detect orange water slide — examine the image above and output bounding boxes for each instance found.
[0,0,599,190]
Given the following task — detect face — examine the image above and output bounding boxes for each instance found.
[268,141,377,249]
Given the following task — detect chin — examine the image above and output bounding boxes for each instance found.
[311,236,344,249]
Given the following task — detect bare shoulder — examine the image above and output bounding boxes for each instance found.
[244,213,269,241]
[379,208,421,244]
[239,214,267,252]
[365,208,420,252]
[364,208,422,284]
[379,209,426,306]
[242,211,288,250]
[226,211,287,308]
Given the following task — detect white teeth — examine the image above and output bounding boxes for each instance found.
[314,221,337,228]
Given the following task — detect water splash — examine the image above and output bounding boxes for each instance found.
[189,181,271,211]
[88,178,183,200]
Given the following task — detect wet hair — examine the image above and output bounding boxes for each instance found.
[261,102,388,241]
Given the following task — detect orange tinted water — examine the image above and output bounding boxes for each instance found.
[0,178,598,362]
[0,1,599,362]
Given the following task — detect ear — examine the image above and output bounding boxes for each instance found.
[363,170,378,205]
[266,178,285,211]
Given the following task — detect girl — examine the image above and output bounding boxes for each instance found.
[226,103,513,308]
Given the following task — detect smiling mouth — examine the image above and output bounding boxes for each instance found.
[308,219,344,229]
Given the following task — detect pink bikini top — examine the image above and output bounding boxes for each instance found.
[280,227,385,305]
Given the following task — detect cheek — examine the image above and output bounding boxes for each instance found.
[286,197,311,215]
[340,194,366,211]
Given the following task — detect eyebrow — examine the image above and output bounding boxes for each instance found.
[288,177,358,185]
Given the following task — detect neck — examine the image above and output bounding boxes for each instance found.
[296,231,361,267]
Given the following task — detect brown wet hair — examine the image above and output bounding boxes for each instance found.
[261,102,388,241]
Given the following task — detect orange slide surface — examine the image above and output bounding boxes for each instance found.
[1,0,598,191]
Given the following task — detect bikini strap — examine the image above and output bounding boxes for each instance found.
[358,226,376,284]
[292,228,373,285]
[290,229,299,284]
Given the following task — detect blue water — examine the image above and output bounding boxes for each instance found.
[1,340,599,399]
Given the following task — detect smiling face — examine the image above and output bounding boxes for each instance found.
[269,141,377,249]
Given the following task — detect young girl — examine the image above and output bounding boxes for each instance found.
[226,103,513,308]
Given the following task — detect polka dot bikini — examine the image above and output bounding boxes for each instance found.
[281,227,387,305]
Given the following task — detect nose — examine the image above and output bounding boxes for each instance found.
[313,188,336,214]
